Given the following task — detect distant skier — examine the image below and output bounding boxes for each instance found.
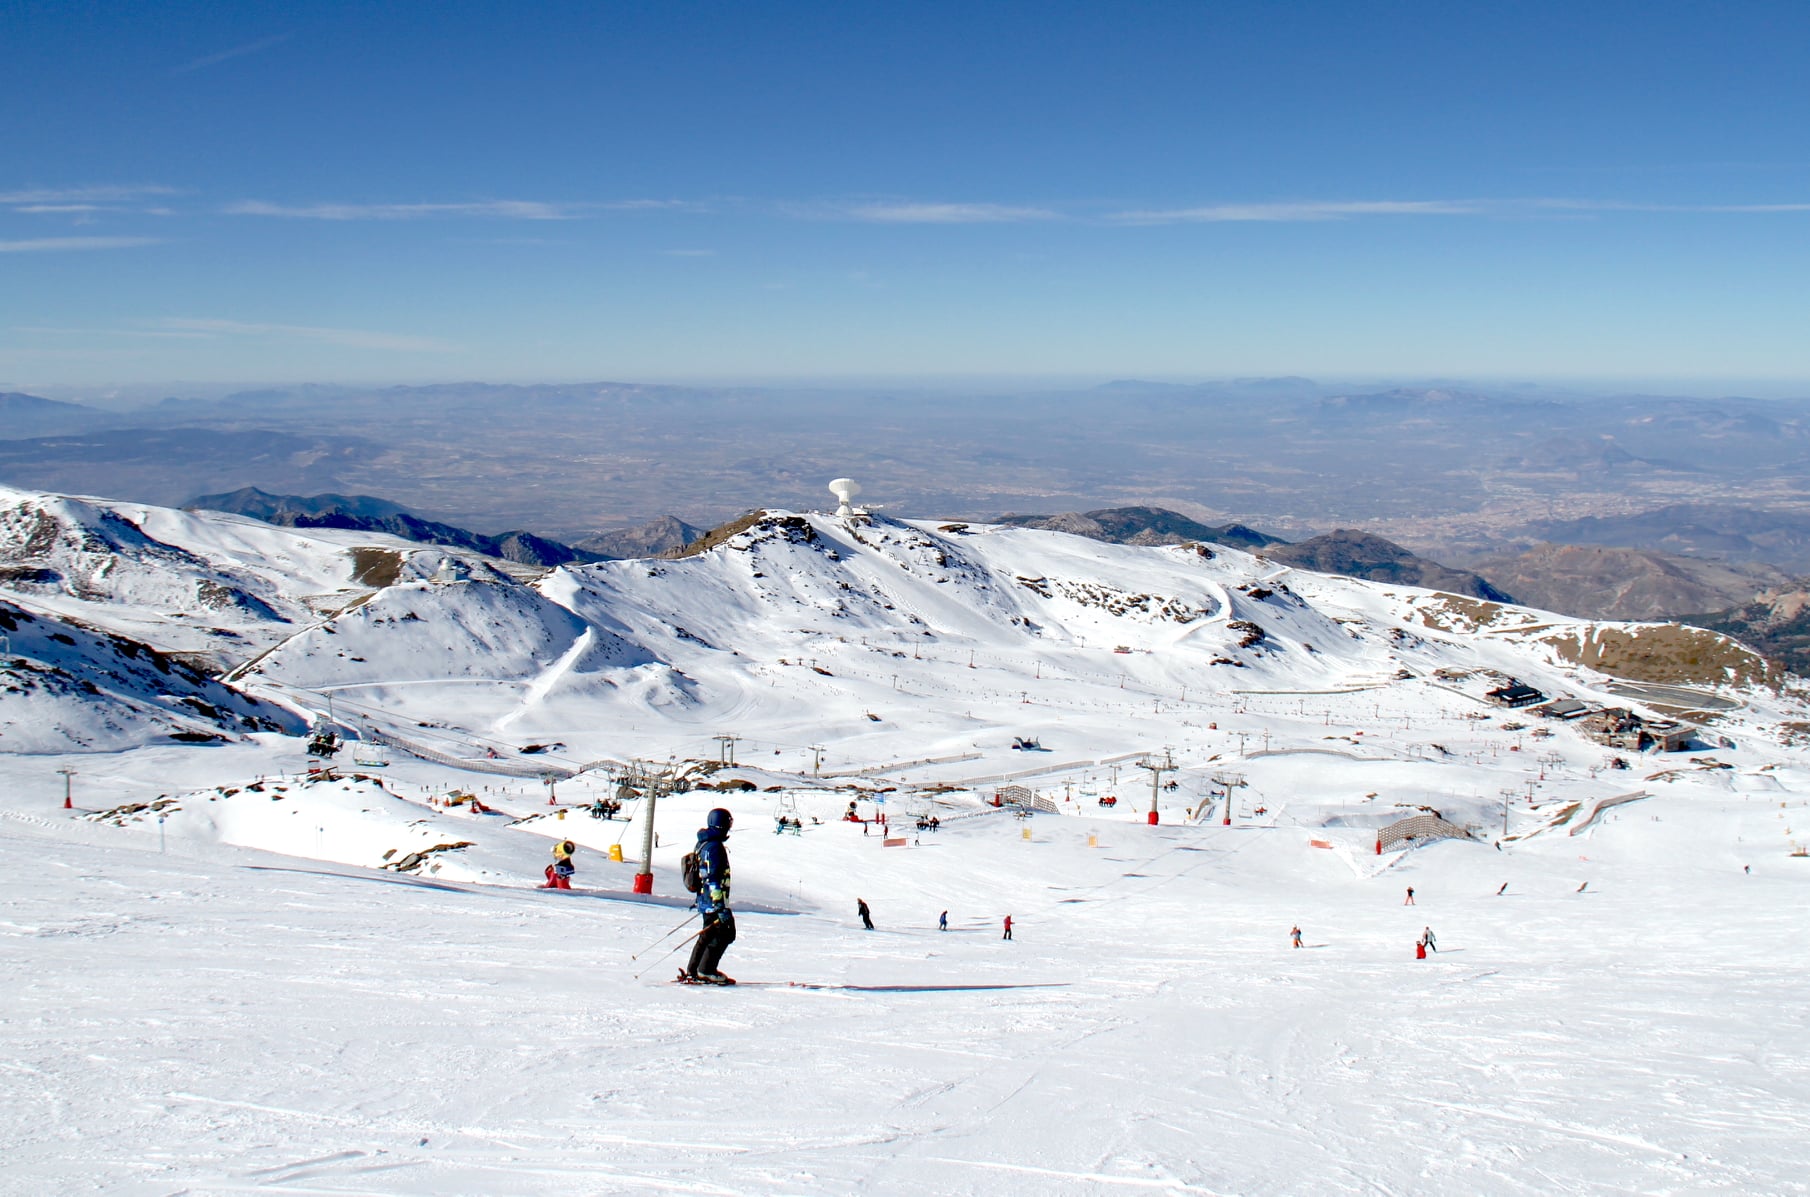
[857,898,874,930]
[1290,926,1303,949]
[939,910,948,932]
[1404,886,1416,906]
[1422,927,1437,952]
[1003,915,1013,941]
[1744,865,1751,875]
[683,808,736,985]
[1497,882,1509,895]
[1415,938,1428,961]
[1577,881,1588,893]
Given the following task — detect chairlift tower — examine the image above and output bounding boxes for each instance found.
[1137,749,1176,826]
[631,760,679,895]
[1211,772,1247,826]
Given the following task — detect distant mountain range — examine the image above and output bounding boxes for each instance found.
[1262,530,1512,602]
[186,488,606,569]
[996,506,1281,551]
[996,507,1507,601]
[185,488,707,568]
[1530,504,1810,572]
[1476,544,1792,621]
[573,515,706,559]
[0,391,111,438]
[188,489,413,522]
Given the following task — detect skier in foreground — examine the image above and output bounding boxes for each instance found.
[683,808,736,985]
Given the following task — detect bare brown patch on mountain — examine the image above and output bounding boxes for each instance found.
[350,548,405,588]
[659,511,767,559]
[1539,624,1781,689]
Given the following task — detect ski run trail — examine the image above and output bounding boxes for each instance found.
[1,488,1808,1194]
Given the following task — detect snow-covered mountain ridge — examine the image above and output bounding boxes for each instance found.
[1,485,1796,766]
[8,488,1810,1194]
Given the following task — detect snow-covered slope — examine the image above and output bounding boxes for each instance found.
[0,598,303,752]
[0,483,524,665]
[6,740,1810,1194]
[4,489,1810,1192]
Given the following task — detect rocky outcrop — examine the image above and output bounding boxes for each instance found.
[1263,530,1511,602]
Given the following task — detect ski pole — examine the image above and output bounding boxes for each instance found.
[633,929,702,980]
[630,911,699,960]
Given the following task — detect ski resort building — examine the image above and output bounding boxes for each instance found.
[1486,681,1545,708]
[1577,708,1696,752]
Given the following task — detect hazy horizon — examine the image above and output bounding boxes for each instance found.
[16,374,1810,412]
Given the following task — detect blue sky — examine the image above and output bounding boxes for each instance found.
[4,1,1809,388]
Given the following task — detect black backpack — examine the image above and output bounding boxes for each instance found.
[681,850,702,893]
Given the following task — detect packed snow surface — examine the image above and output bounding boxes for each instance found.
[5,758,1809,1195]
[3,491,1809,1193]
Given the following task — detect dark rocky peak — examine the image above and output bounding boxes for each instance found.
[1263,530,1512,602]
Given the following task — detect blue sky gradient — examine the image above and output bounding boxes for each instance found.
[4,1,1809,386]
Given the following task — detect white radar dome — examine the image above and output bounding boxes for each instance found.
[828,478,862,517]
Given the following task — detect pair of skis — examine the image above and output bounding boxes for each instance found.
[670,975,1067,993]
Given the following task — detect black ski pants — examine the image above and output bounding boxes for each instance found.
[687,909,736,977]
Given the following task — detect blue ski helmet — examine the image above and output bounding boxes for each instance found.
[707,807,734,833]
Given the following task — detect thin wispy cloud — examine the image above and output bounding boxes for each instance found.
[0,236,165,253]
[1532,198,1810,215]
[1110,200,1485,224]
[0,185,179,205]
[173,34,291,75]
[1112,197,1810,224]
[839,202,1060,224]
[159,318,456,353]
[226,198,694,221]
[12,325,214,340]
